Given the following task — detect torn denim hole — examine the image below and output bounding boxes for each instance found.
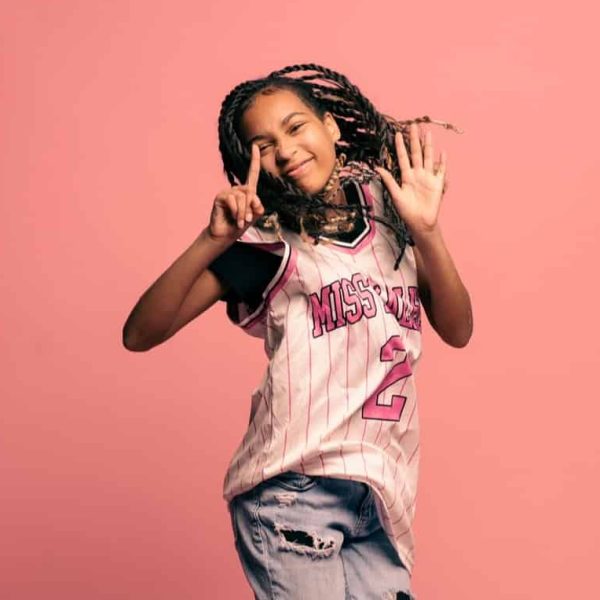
[274,492,297,507]
[273,521,337,559]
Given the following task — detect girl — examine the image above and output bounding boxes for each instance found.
[123,64,472,599]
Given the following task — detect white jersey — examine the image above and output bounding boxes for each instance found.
[221,176,423,573]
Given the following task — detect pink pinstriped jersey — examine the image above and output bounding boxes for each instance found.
[221,176,423,574]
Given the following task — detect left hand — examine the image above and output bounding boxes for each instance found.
[374,122,447,238]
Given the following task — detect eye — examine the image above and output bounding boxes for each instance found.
[289,123,305,133]
[258,143,272,153]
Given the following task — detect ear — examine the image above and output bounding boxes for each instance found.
[323,112,341,143]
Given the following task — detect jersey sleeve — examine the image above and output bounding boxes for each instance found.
[207,241,283,313]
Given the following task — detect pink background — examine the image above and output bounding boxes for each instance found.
[2,1,599,598]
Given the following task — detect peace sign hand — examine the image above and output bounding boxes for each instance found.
[374,123,447,238]
[208,143,265,242]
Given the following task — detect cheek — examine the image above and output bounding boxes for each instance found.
[309,131,336,163]
[259,154,278,175]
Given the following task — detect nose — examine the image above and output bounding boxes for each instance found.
[275,140,297,165]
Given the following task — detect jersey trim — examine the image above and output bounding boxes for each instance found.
[315,181,376,254]
[235,240,297,331]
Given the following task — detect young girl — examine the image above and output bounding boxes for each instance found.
[123,63,472,600]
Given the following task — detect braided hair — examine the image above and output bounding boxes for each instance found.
[217,63,462,269]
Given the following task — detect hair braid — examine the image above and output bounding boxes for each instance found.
[217,63,463,268]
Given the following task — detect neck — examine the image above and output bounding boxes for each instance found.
[329,187,347,206]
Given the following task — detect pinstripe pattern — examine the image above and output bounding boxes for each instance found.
[221,177,423,574]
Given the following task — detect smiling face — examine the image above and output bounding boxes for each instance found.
[238,88,341,195]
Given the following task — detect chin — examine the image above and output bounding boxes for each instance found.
[297,178,328,196]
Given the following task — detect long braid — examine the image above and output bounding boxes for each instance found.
[217,63,463,268]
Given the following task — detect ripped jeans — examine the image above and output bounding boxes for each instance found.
[227,472,415,600]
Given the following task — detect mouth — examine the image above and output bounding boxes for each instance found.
[284,158,313,178]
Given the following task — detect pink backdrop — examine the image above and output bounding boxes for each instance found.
[2,1,599,598]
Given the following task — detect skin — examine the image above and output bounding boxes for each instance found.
[123,90,472,351]
[238,92,472,347]
[239,88,344,200]
[375,124,473,347]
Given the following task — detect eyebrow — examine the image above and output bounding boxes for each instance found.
[247,112,308,145]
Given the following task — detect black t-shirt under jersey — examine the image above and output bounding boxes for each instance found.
[207,181,367,311]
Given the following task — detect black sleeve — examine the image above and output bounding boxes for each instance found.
[207,241,282,311]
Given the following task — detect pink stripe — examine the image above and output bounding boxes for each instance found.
[381,377,411,453]
[326,248,352,450]
[261,369,275,481]
[246,438,255,490]
[406,442,419,466]
[313,258,331,475]
[280,429,288,472]
[312,255,331,431]
[371,235,414,462]
[373,421,384,445]
[344,309,351,452]
[296,267,314,451]
[365,237,390,447]
[248,420,258,488]
[279,288,293,471]
[387,467,407,510]
[391,496,417,530]
[361,440,369,480]
[384,391,416,454]
[250,404,267,487]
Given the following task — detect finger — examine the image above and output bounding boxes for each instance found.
[244,193,253,223]
[249,193,264,221]
[245,143,261,192]
[242,191,254,224]
[409,122,423,170]
[374,166,401,196]
[394,131,412,183]
[233,191,247,229]
[423,129,434,172]
[224,193,238,224]
[436,149,447,178]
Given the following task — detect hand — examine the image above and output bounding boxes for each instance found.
[208,143,265,242]
[374,122,447,238]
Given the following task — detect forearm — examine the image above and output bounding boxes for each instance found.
[412,226,473,347]
[122,227,233,348]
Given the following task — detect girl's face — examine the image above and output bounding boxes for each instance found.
[239,88,341,195]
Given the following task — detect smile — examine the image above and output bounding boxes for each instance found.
[285,158,313,178]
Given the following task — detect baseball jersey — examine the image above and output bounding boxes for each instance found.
[220,176,423,574]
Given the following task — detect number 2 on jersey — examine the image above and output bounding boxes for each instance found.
[362,335,411,422]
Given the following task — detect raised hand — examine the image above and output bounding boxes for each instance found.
[208,143,265,241]
[374,122,447,238]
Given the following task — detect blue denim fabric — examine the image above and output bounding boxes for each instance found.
[228,472,415,600]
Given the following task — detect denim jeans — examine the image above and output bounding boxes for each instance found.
[228,471,415,600]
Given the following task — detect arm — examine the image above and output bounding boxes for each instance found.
[122,143,265,352]
[122,227,233,352]
[412,226,473,348]
[374,122,472,347]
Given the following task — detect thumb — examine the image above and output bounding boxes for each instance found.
[374,166,399,194]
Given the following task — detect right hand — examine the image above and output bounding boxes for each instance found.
[208,143,265,242]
